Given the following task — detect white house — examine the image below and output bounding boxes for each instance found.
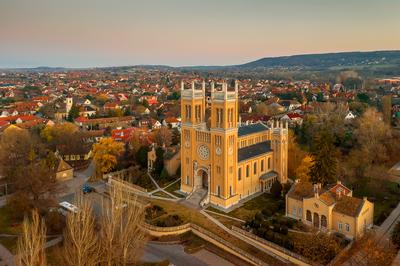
[345,111,356,120]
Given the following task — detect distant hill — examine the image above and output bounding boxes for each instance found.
[237,50,400,69]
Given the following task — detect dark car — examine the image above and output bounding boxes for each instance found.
[83,184,95,194]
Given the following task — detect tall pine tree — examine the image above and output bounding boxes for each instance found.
[309,129,337,185]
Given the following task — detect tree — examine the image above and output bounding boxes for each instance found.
[292,233,340,264]
[38,103,55,119]
[92,138,124,177]
[61,193,100,266]
[287,130,307,178]
[309,129,337,185]
[99,183,146,265]
[295,155,314,182]
[270,181,283,198]
[154,127,172,148]
[136,146,149,169]
[171,128,180,146]
[40,122,78,143]
[15,209,47,266]
[347,233,396,266]
[67,104,80,121]
[153,147,164,177]
[8,159,60,217]
[391,221,400,247]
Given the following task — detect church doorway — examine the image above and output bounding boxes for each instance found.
[198,169,209,189]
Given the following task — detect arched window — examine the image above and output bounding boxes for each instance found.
[321,215,327,228]
[306,210,312,222]
[217,185,221,197]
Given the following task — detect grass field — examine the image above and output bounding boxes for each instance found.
[0,207,22,253]
[152,190,174,198]
[163,180,185,198]
[351,178,400,225]
[208,193,284,222]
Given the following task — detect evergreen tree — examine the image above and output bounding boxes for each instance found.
[135,146,149,169]
[153,147,164,176]
[309,129,337,185]
[67,104,80,121]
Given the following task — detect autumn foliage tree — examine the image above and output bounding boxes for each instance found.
[92,137,124,178]
[295,155,314,182]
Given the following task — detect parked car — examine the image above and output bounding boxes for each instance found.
[83,184,95,194]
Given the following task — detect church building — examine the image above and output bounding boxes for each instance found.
[180,80,288,210]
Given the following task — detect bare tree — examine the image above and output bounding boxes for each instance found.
[15,209,47,266]
[61,193,100,266]
[99,183,147,265]
[154,127,172,148]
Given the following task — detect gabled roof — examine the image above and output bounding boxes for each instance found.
[238,122,269,137]
[238,141,272,162]
[57,158,73,172]
[333,196,365,217]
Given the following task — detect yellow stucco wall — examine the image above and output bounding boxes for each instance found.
[180,81,288,209]
[286,192,374,239]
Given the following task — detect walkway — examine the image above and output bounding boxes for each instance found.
[0,243,13,266]
[147,173,180,200]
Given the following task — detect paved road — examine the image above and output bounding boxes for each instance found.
[142,243,234,266]
[58,161,95,197]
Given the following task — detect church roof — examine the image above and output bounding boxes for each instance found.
[238,122,269,137]
[238,141,272,162]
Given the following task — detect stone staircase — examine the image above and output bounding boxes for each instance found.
[183,188,207,209]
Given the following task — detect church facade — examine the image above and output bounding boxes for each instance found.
[180,80,288,210]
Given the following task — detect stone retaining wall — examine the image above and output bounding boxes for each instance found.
[144,222,267,266]
[232,226,313,266]
[143,222,191,237]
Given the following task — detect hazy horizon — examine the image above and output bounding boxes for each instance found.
[1,0,400,68]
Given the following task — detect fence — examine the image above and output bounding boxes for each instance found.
[232,226,313,266]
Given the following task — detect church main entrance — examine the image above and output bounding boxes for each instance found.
[198,169,209,189]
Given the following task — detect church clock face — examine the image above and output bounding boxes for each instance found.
[197,145,210,160]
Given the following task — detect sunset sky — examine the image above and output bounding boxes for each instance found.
[1,0,399,68]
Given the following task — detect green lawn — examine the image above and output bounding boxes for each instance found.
[0,236,18,253]
[0,207,22,235]
[208,193,285,221]
[164,180,185,198]
[152,190,174,199]
[350,178,400,225]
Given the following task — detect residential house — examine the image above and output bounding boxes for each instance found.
[286,180,374,239]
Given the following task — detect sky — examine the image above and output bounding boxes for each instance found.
[1,0,400,68]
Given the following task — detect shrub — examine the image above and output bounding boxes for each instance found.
[270,181,283,198]
[391,221,400,247]
[45,211,66,234]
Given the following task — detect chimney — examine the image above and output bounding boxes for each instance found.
[314,184,319,198]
